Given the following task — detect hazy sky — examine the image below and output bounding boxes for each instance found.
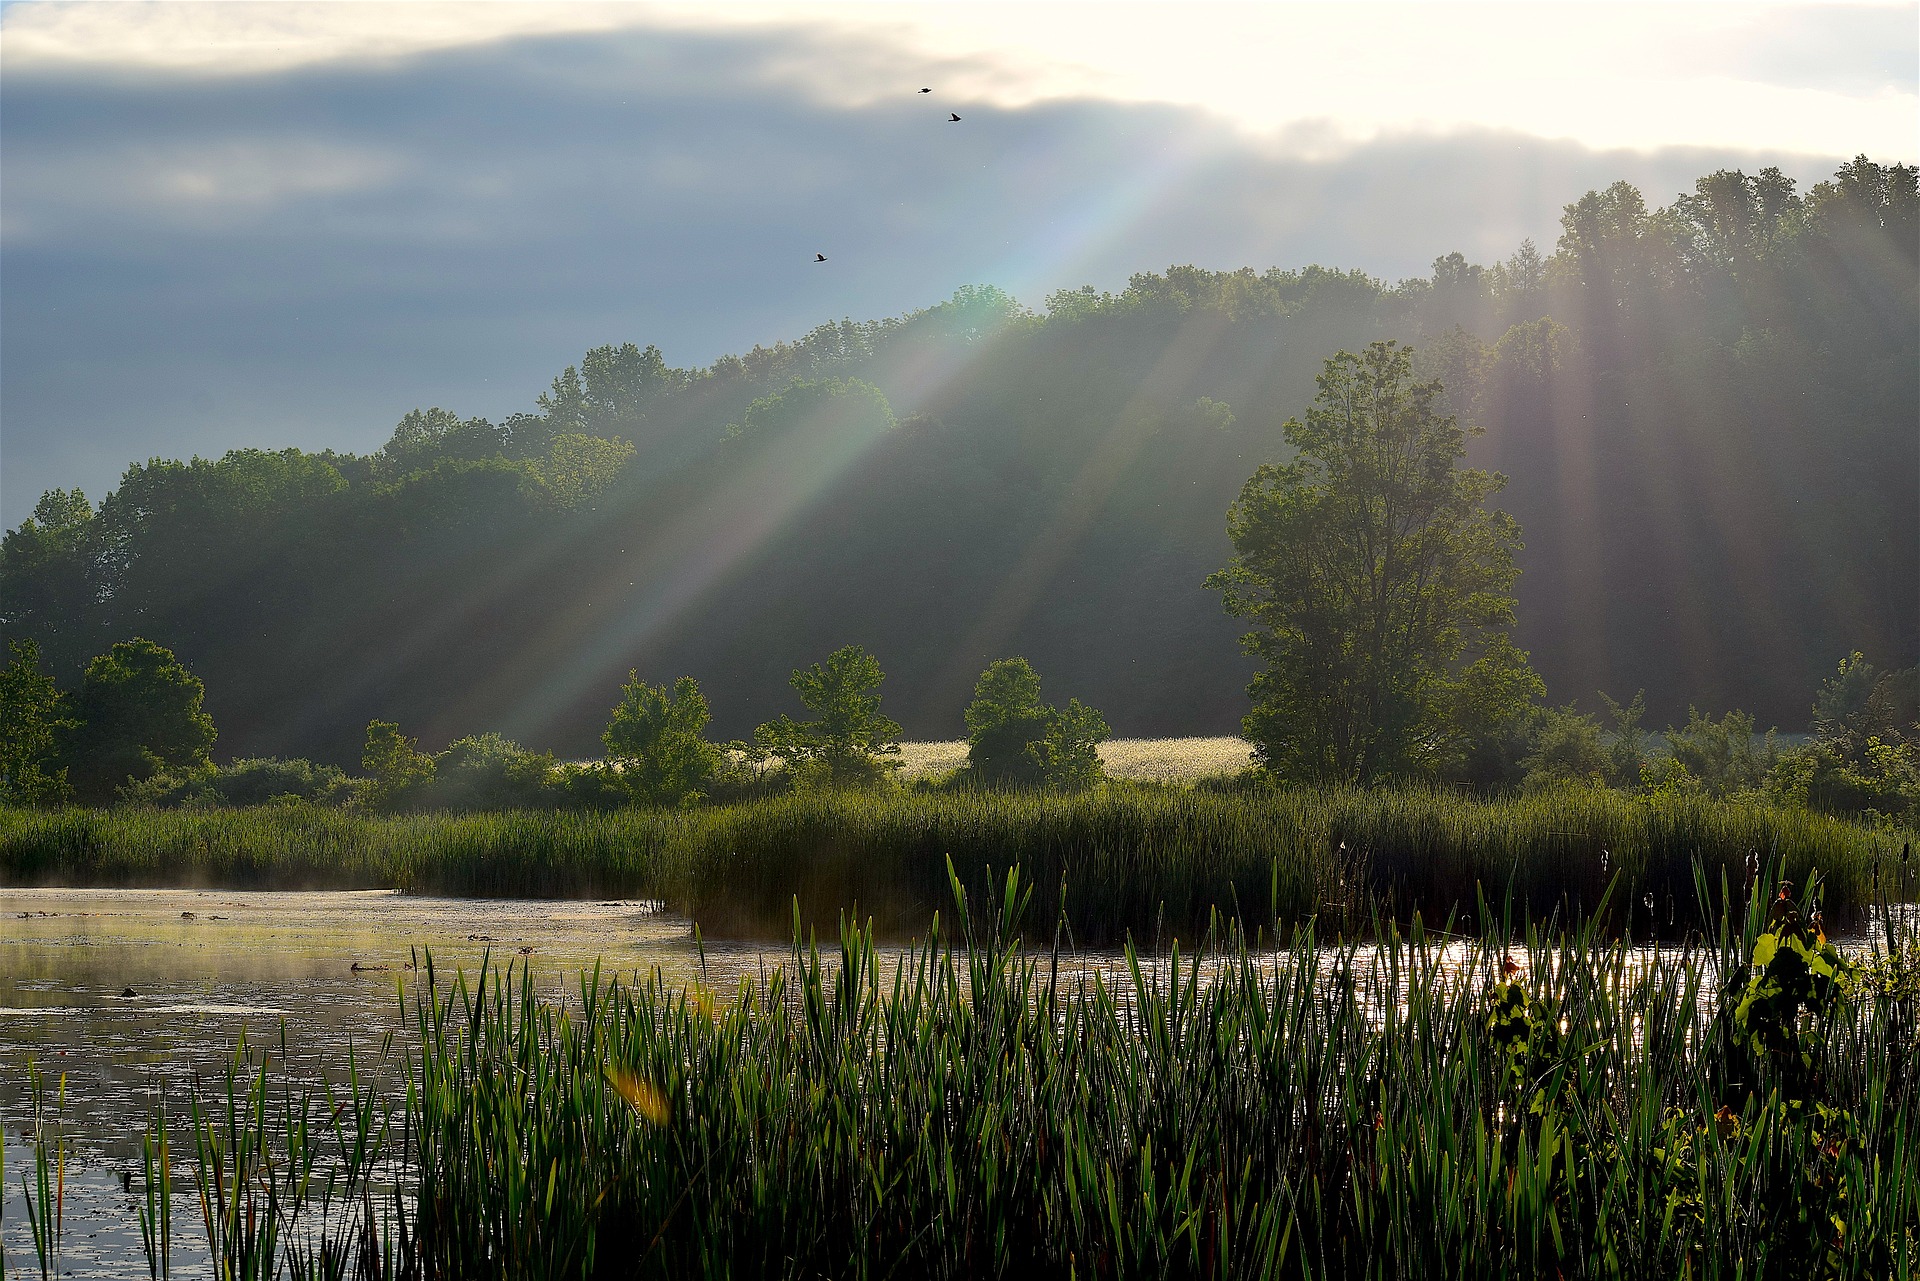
[3,1,1915,521]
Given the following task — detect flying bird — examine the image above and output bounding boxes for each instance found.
[949,113,962,122]
[814,253,827,262]
[919,87,931,94]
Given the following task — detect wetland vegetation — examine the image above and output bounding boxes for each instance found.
[1,786,1912,942]
[6,866,1917,1279]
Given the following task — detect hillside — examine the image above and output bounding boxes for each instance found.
[3,158,1913,764]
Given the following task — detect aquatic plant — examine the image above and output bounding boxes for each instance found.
[4,788,1910,943]
[121,863,1919,1279]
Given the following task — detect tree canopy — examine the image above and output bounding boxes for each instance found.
[61,638,216,801]
[1209,342,1540,782]
[756,645,903,785]
[1,158,1910,763]
[603,674,721,806]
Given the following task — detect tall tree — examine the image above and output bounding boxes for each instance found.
[0,639,72,804]
[964,657,1052,783]
[0,489,103,675]
[62,638,217,801]
[756,644,902,785]
[1208,341,1540,782]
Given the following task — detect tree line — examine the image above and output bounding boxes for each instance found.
[2,156,1913,765]
[0,631,1113,811]
[4,332,1913,819]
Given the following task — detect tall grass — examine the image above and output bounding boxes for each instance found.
[115,866,1920,1278]
[1,788,1910,941]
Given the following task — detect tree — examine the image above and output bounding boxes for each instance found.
[361,719,435,811]
[422,732,557,811]
[963,656,1109,788]
[0,489,103,674]
[603,674,721,806]
[756,645,901,785]
[0,639,71,804]
[1207,341,1541,783]
[62,638,217,801]
[1026,698,1109,791]
[964,658,1052,783]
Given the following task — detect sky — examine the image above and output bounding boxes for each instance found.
[2,1,1915,522]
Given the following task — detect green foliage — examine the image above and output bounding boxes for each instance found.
[1597,691,1651,787]
[1664,706,1779,795]
[963,657,1050,782]
[361,719,435,811]
[602,673,721,806]
[962,657,1110,789]
[61,638,216,802]
[1024,698,1108,791]
[1730,896,1855,1083]
[724,376,896,445]
[0,639,72,804]
[1521,704,1610,787]
[1773,653,1920,817]
[122,756,356,808]
[1209,340,1541,783]
[0,489,101,672]
[525,432,635,510]
[755,644,902,786]
[421,732,559,811]
[122,873,1920,1279]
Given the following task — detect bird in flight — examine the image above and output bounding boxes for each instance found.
[919,87,931,94]
[949,113,962,122]
[814,253,827,262]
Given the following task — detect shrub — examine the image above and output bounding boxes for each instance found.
[123,757,357,808]
[419,733,559,811]
[962,657,1109,789]
[602,674,721,806]
[1664,707,1778,795]
[1521,705,1609,788]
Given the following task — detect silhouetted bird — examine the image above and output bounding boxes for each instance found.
[919,87,931,94]
[949,113,962,122]
[814,253,827,262]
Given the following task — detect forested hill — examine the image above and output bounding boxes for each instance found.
[4,157,1914,765]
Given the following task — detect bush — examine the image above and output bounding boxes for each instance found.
[1664,707,1778,795]
[418,733,560,811]
[123,757,357,808]
[1521,705,1609,788]
[601,674,721,806]
[962,657,1109,790]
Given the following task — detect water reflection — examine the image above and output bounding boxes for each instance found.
[1,886,1909,1273]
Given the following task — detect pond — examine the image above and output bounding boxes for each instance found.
[1,885,1907,1276]
[0,887,799,1276]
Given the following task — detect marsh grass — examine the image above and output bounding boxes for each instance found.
[80,864,1920,1279]
[0,788,1910,941]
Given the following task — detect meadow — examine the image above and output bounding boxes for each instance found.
[1,783,1910,943]
[9,868,1915,1279]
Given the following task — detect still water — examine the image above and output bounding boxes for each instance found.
[0,886,1905,1275]
[0,887,794,1276]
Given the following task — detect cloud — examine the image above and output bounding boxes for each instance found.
[0,14,1897,519]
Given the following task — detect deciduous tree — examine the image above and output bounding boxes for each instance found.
[756,645,901,785]
[603,674,721,806]
[63,638,216,801]
[1208,342,1541,783]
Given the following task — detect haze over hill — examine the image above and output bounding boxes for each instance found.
[3,156,1913,763]
[4,2,1914,517]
